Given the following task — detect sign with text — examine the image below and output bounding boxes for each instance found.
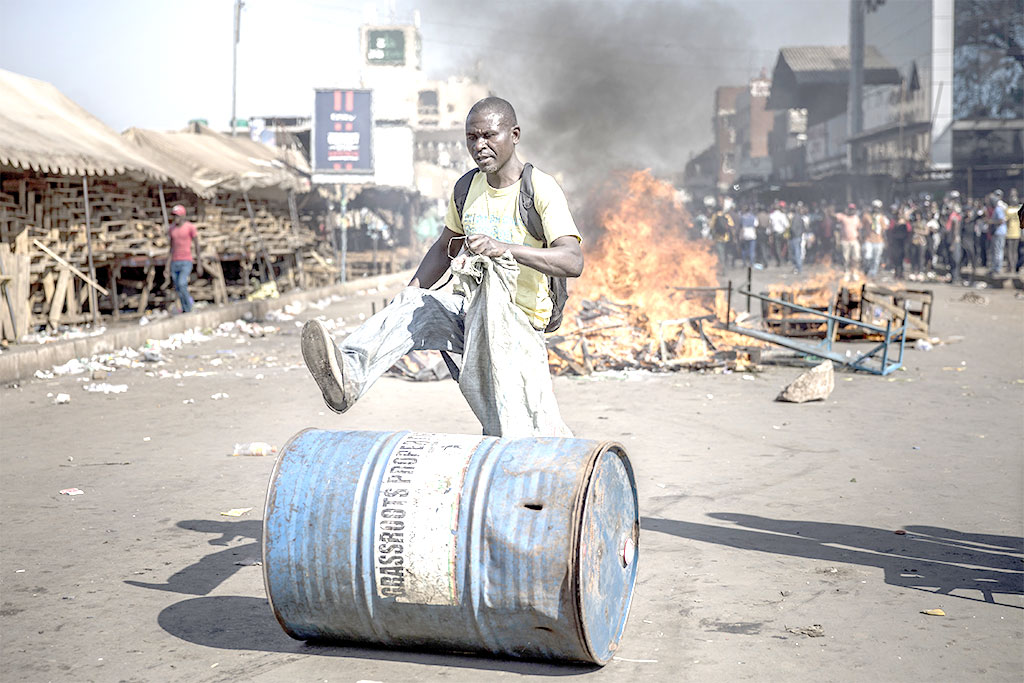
[313,89,373,176]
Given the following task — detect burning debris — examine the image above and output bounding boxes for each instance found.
[547,170,764,375]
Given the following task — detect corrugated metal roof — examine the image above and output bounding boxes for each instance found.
[0,68,166,181]
[779,45,894,74]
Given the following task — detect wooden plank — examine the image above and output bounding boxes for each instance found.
[48,267,70,330]
[137,265,156,313]
[33,239,109,296]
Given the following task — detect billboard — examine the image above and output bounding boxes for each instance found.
[313,89,373,176]
[366,29,406,66]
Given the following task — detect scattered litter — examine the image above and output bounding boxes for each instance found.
[822,567,839,574]
[142,349,164,362]
[220,507,254,517]
[34,369,54,380]
[210,392,229,400]
[741,374,755,381]
[182,398,195,404]
[915,339,933,351]
[233,560,263,567]
[21,325,106,344]
[59,488,84,496]
[54,393,71,405]
[786,624,825,637]
[139,315,151,326]
[83,383,128,394]
[921,608,945,617]
[612,656,659,663]
[143,436,151,442]
[246,280,280,301]
[894,529,907,535]
[254,373,264,380]
[15,569,25,573]
[231,442,277,457]
[849,477,857,483]
[705,393,714,400]
[954,291,988,304]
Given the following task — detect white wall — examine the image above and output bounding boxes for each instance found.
[373,125,415,188]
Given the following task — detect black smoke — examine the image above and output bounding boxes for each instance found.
[413,0,758,191]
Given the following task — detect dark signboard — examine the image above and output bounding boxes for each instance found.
[366,29,405,65]
[313,89,373,175]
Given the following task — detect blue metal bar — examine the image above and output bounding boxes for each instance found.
[724,283,911,376]
[737,284,894,334]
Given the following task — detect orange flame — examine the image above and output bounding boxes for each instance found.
[550,170,757,372]
[569,169,718,332]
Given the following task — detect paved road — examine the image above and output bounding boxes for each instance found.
[2,274,1021,682]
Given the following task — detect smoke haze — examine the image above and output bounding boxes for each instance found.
[413,0,764,189]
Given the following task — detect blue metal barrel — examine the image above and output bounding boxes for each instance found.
[262,429,639,664]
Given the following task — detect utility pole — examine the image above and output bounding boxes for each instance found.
[231,0,244,136]
[848,0,865,168]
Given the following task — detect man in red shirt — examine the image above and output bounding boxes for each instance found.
[166,204,202,313]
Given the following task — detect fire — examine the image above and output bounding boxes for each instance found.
[569,169,718,330]
[549,169,754,374]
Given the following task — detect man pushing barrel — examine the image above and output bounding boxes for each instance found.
[301,97,584,436]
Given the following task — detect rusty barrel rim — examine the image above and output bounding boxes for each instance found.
[570,440,639,664]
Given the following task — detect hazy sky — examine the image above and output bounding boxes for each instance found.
[0,0,848,158]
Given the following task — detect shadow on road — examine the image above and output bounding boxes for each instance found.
[125,519,262,596]
[643,513,1023,608]
[157,595,597,676]
[135,521,596,675]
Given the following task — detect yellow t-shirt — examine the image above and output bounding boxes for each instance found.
[1007,204,1021,240]
[445,168,582,329]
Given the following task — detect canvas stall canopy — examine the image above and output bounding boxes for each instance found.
[123,125,310,198]
[0,68,166,181]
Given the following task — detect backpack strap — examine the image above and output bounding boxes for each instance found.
[518,163,546,246]
[454,168,478,221]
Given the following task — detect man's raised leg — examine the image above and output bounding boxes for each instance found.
[301,288,465,413]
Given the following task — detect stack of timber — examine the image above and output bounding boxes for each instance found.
[0,172,345,335]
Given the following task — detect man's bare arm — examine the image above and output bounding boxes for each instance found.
[409,226,464,288]
[466,234,583,278]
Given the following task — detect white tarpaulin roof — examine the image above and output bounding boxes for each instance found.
[123,125,310,198]
[0,68,166,181]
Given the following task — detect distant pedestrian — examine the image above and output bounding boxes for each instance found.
[166,204,202,313]
[711,206,734,273]
[789,202,808,275]
[862,200,888,278]
[755,205,770,267]
[888,208,910,280]
[1006,191,1022,273]
[988,190,1008,274]
[739,206,758,269]
[769,202,789,267]
[834,203,862,280]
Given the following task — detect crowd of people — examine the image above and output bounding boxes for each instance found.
[692,188,1023,284]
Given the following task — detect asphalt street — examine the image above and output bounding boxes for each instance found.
[2,273,1022,682]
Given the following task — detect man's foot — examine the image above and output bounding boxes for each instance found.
[301,320,355,414]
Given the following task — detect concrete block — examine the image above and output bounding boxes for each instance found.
[776,360,834,403]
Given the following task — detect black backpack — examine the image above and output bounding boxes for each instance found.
[453,162,569,333]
